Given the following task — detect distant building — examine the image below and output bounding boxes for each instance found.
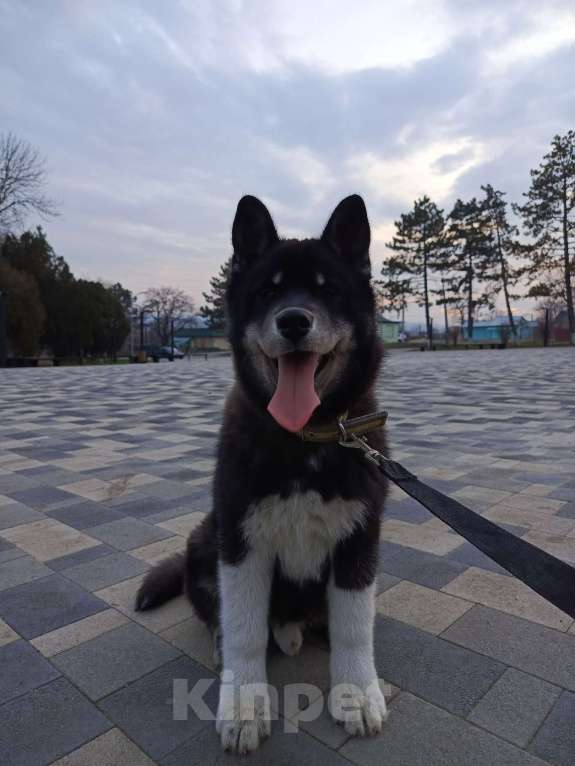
[176,327,230,352]
[377,316,401,344]
[461,316,534,342]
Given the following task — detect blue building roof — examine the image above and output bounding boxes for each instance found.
[462,316,528,328]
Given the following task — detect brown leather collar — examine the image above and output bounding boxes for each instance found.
[298,411,388,443]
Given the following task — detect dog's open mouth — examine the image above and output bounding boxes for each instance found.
[267,351,327,433]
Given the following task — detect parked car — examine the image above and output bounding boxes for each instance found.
[161,346,184,359]
[142,345,184,360]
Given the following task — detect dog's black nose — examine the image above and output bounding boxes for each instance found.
[276,308,313,342]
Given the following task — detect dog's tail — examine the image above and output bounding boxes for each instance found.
[135,553,185,611]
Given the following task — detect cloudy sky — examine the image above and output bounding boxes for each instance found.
[2,0,574,320]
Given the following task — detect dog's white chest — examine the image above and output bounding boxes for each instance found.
[242,491,366,582]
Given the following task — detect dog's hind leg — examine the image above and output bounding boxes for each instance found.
[272,621,305,656]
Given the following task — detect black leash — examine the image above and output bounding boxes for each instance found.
[337,425,575,622]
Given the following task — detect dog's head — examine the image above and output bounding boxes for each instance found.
[226,195,381,433]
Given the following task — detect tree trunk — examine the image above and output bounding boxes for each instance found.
[562,178,575,343]
[467,250,474,340]
[441,280,449,338]
[496,228,516,337]
[423,244,432,350]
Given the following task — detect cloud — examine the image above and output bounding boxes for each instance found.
[267,0,455,73]
[0,0,573,325]
[348,137,490,206]
[485,8,575,73]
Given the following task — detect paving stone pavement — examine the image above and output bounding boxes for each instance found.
[0,347,574,765]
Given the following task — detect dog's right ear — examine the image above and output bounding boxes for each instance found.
[231,196,278,270]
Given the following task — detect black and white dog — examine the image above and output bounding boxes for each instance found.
[136,194,389,753]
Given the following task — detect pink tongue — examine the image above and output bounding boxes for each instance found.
[267,352,321,432]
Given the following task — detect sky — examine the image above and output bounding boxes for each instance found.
[1,0,574,322]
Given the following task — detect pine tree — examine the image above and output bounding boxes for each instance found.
[479,184,525,337]
[375,268,410,326]
[200,257,231,329]
[380,196,446,348]
[445,197,495,339]
[515,130,575,343]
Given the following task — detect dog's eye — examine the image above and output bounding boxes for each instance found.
[260,285,278,301]
[321,282,338,297]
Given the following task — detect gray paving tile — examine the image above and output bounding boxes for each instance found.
[0,547,28,564]
[46,501,126,530]
[0,574,108,639]
[49,728,156,766]
[0,475,42,494]
[513,471,567,486]
[379,543,468,589]
[145,499,212,525]
[299,703,351,749]
[0,503,44,530]
[447,540,513,575]
[62,552,149,591]
[376,572,401,595]
[0,677,111,766]
[47,543,116,571]
[0,555,52,592]
[86,518,174,551]
[160,718,353,766]
[468,667,561,747]
[443,605,575,691]
[549,487,575,503]
[0,537,14,553]
[556,502,575,519]
[8,487,76,510]
[384,498,432,524]
[268,644,331,710]
[17,466,81,485]
[529,691,575,766]
[340,692,548,766]
[101,493,167,515]
[453,469,530,493]
[140,480,198,500]
[0,639,60,704]
[51,622,180,699]
[99,656,217,759]
[373,615,506,716]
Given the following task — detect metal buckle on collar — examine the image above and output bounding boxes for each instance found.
[300,410,388,443]
[337,417,389,465]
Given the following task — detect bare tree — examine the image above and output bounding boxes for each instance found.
[0,133,58,232]
[142,286,195,346]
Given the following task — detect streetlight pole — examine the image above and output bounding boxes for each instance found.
[0,290,7,368]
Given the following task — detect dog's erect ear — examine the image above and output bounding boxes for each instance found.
[321,195,371,274]
[232,195,278,270]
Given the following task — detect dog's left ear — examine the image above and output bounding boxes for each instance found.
[232,195,278,271]
[321,195,371,274]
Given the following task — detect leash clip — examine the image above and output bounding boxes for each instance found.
[337,419,388,465]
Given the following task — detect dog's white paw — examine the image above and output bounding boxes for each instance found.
[216,683,271,754]
[330,679,388,737]
[273,622,304,656]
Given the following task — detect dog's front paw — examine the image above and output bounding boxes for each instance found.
[216,680,271,754]
[330,679,388,737]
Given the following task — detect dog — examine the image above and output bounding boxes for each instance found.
[136,194,389,754]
